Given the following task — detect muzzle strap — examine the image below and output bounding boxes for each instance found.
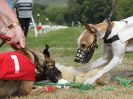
[103,20,119,43]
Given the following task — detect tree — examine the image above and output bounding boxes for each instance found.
[32,0,133,25]
[44,6,66,24]
[64,0,82,25]
[116,0,133,20]
[32,4,48,24]
[81,0,112,23]
[66,0,112,24]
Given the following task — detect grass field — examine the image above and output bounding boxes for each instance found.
[0,27,132,99]
[26,27,86,66]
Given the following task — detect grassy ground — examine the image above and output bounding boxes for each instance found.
[26,27,85,67]
[1,27,132,99]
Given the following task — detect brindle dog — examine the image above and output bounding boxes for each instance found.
[0,45,62,97]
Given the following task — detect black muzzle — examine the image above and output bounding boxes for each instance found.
[74,38,98,63]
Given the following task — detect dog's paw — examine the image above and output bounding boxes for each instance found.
[83,78,96,84]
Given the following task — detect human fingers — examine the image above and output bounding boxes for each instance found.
[18,35,25,48]
[13,24,25,48]
[11,43,22,50]
[0,34,11,41]
[7,41,22,50]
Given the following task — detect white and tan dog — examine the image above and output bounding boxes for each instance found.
[75,16,133,84]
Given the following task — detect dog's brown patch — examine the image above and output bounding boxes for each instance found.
[95,22,108,33]
[79,30,95,51]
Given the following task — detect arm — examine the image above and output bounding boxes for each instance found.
[79,44,112,72]
[0,0,18,25]
[0,0,25,49]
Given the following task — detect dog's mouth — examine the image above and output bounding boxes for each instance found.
[74,39,98,64]
[45,67,62,83]
[35,64,62,83]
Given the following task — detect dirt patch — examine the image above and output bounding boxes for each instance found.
[56,62,100,83]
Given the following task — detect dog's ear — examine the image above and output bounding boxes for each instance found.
[84,24,95,33]
[43,44,50,57]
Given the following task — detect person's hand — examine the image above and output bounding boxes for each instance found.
[8,25,25,49]
[0,1,26,49]
[0,23,25,49]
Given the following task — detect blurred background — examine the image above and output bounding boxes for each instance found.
[33,0,133,26]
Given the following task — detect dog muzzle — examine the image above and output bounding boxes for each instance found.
[74,39,98,63]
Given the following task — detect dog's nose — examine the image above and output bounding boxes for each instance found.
[74,58,80,63]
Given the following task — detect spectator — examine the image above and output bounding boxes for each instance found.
[0,0,25,49]
[37,23,43,34]
[14,0,33,37]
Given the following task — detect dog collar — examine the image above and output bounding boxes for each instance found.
[103,20,119,43]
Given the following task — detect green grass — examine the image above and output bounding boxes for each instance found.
[27,27,84,66]
[27,27,81,48]
[125,53,133,60]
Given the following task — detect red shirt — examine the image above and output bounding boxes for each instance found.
[37,25,42,31]
[0,51,35,81]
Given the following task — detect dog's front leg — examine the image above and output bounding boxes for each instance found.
[80,57,109,72]
[84,57,122,84]
[84,41,126,84]
[80,44,112,72]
